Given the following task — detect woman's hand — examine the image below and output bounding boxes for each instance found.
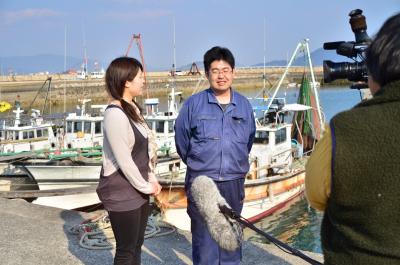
[151,181,162,195]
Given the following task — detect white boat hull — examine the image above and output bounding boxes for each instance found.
[162,186,304,232]
[23,164,101,183]
[22,164,101,210]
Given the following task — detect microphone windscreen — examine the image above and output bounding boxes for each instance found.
[190,175,242,251]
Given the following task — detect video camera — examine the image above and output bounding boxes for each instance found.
[323,9,371,89]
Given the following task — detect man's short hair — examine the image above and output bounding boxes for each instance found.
[366,12,400,87]
[203,46,235,74]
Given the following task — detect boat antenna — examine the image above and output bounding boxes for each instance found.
[263,17,266,91]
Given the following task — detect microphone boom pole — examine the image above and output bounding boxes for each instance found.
[219,205,322,265]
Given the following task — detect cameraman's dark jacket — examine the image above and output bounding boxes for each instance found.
[322,80,400,265]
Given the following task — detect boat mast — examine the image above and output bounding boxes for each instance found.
[304,39,324,129]
[265,39,324,131]
[173,16,177,77]
[82,23,88,79]
[169,17,177,113]
[265,41,302,111]
[64,25,67,113]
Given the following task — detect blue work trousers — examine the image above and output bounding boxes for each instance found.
[187,178,245,265]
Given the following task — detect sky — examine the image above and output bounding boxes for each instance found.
[0,0,399,71]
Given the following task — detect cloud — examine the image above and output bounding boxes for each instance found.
[0,9,61,24]
[104,9,173,21]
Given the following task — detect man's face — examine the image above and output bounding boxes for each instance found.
[206,60,234,93]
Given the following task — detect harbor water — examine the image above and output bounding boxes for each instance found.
[245,195,323,253]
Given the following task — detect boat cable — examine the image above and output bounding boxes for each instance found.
[68,211,176,250]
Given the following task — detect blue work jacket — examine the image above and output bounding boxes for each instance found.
[174,88,256,183]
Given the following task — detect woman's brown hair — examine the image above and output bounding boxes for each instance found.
[105,56,144,122]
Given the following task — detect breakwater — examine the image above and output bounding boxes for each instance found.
[0,67,323,107]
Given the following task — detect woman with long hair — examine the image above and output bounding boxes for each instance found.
[96,56,161,265]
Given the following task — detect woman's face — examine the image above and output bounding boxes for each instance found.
[124,69,144,98]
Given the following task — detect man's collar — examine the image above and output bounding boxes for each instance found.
[206,88,237,105]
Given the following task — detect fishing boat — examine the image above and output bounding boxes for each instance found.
[20,158,102,209]
[62,99,106,149]
[154,39,324,231]
[0,154,188,210]
[143,84,183,157]
[0,106,57,155]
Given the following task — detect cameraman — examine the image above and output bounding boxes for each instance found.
[305,12,400,265]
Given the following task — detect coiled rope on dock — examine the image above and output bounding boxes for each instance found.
[68,212,176,250]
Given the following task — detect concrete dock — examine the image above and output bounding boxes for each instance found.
[0,198,323,265]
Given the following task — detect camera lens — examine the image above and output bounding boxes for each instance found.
[323,60,367,83]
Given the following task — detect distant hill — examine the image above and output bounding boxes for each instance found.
[0,54,106,74]
[252,47,353,67]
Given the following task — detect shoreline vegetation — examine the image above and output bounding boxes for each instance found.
[0,66,351,109]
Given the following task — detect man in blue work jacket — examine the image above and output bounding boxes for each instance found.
[175,46,256,265]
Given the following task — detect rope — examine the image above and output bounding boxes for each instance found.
[68,213,113,250]
[68,211,176,250]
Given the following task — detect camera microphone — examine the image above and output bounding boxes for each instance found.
[323,41,345,50]
[190,175,243,251]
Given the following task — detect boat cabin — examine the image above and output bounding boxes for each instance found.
[145,113,177,157]
[89,71,105,79]
[143,87,181,157]
[63,101,106,149]
[0,108,56,154]
[64,116,103,149]
[251,123,293,178]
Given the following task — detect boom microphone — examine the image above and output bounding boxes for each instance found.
[190,175,243,251]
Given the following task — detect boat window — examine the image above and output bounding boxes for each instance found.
[10,132,14,140]
[84,122,91,133]
[23,131,28,140]
[156,121,164,133]
[6,131,12,140]
[43,129,48,137]
[28,131,34,139]
[37,129,42,138]
[168,121,174,133]
[146,121,154,130]
[95,121,102,134]
[74,121,83,132]
[0,130,3,138]
[254,131,269,144]
[276,128,287,145]
[67,121,73,133]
